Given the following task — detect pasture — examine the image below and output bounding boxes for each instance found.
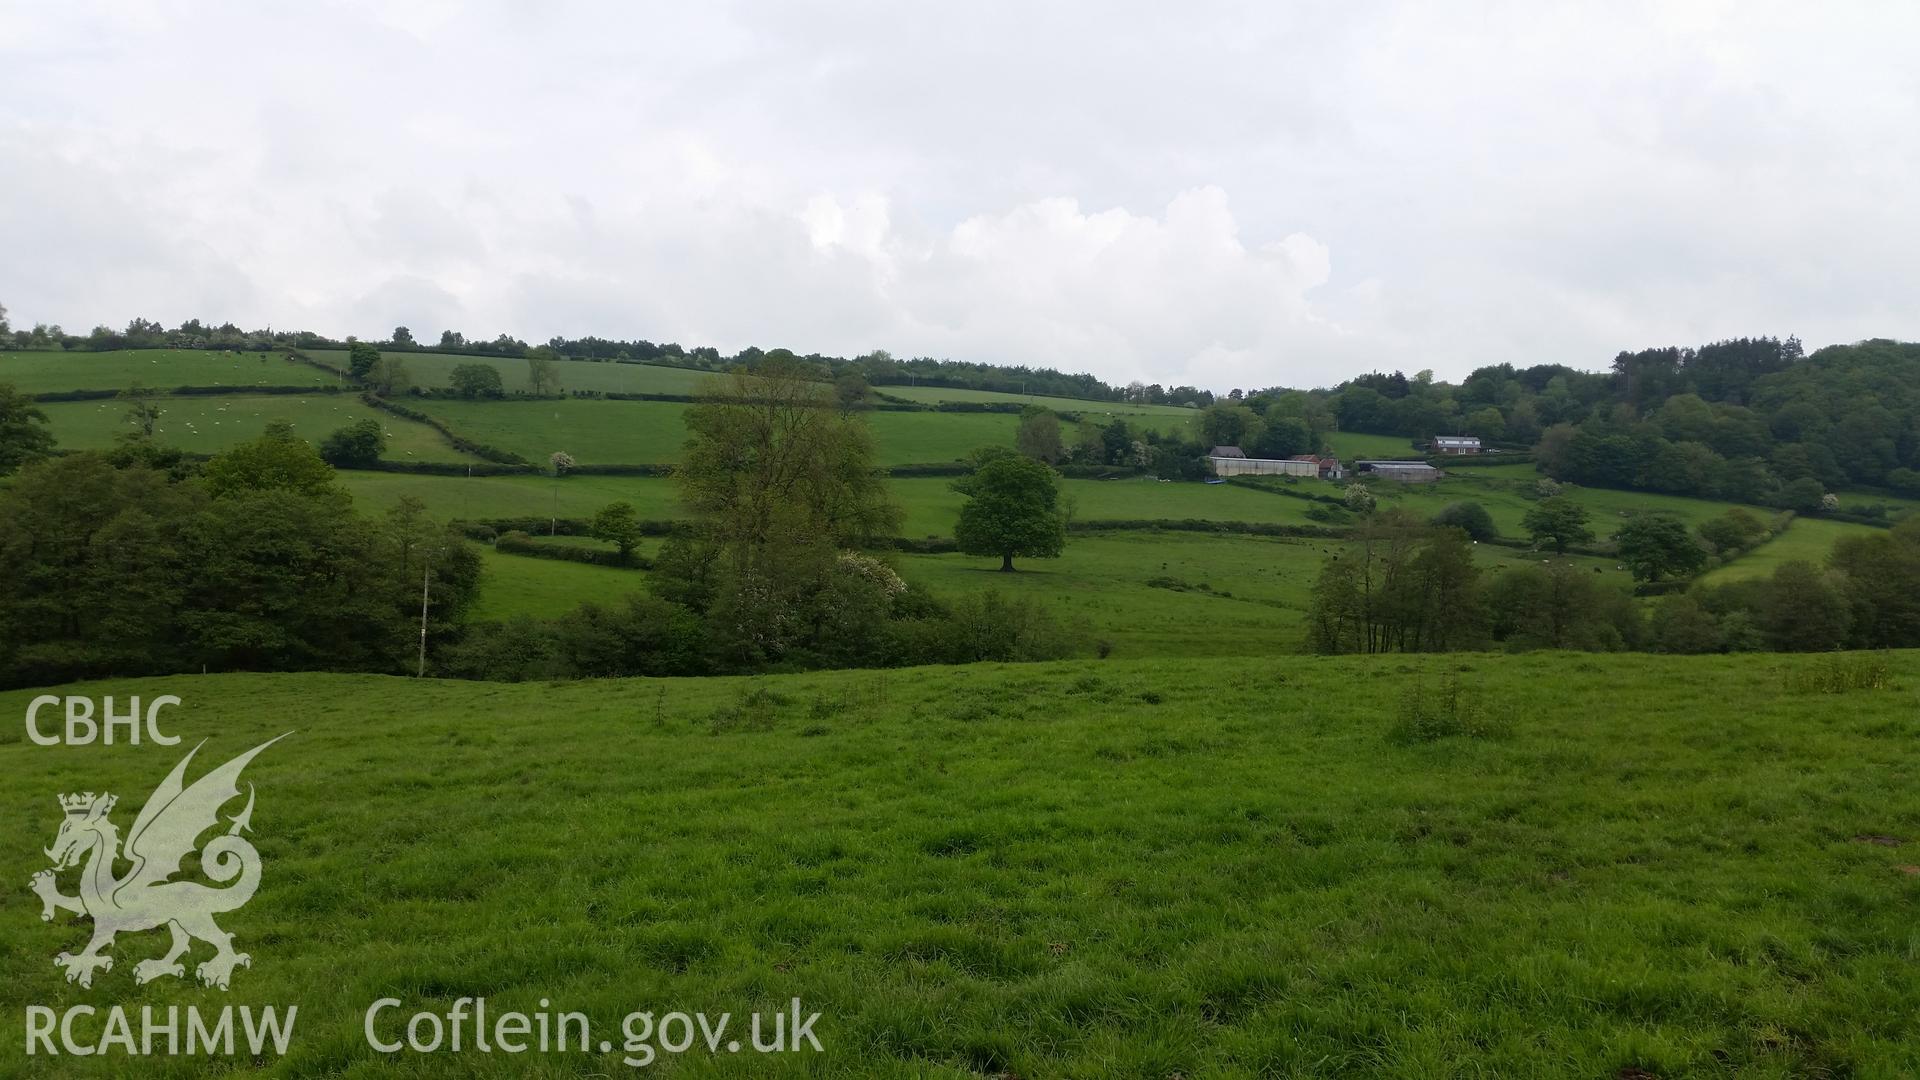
[413,399,1025,466]
[4,652,1918,1076]
[0,349,340,393]
[342,471,682,522]
[469,547,652,621]
[35,394,474,462]
[1697,517,1883,584]
[880,383,1197,414]
[1326,430,1418,460]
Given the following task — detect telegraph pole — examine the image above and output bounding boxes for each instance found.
[416,555,432,678]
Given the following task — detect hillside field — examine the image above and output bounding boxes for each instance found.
[476,528,1631,654]
[307,351,718,396]
[0,349,341,393]
[413,399,1026,466]
[4,653,1918,1077]
[879,383,1198,414]
[1698,517,1884,584]
[36,394,476,462]
[1326,431,1418,460]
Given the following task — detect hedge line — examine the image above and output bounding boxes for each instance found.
[1428,452,1537,469]
[360,392,528,465]
[1224,476,1344,505]
[1068,519,1349,539]
[463,517,685,539]
[495,531,652,570]
[357,460,535,476]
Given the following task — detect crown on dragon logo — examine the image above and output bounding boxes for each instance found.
[58,792,112,816]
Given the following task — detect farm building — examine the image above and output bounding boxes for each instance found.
[1290,454,1346,480]
[1356,460,1443,483]
[1431,435,1482,454]
[1206,446,1319,478]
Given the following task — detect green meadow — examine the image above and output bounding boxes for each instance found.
[881,383,1198,414]
[469,547,652,620]
[5,652,1918,1077]
[36,394,474,462]
[1698,517,1884,584]
[342,471,683,521]
[413,399,1026,466]
[0,349,341,393]
[1326,430,1418,459]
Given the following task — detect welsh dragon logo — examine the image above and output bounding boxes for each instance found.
[30,735,289,990]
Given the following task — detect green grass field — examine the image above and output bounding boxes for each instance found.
[342,472,683,522]
[461,519,1629,655]
[1327,431,1418,460]
[36,395,476,462]
[896,477,1329,537]
[1697,517,1883,585]
[880,384,1197,414]
[0,349,341,394]
[4,652,1917,1076]
[1367,471,1774,539]
[413,400,1023,466]
[469,547,652,620]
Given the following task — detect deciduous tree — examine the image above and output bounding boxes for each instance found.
[0,382,54,474]
[591,501,644,561]
[1614,513,1705,582]
[953,454,1066,571]
[1521,497,1592,553]
[450,363,505,399]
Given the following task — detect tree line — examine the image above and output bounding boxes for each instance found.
[0,360,1086,688]
[0,425,481,688]
[1307,509,1920,656]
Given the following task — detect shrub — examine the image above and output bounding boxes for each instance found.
[1782,654,1893,694]
[318,418,385,468]
[1387,676,1511,744]
[1430,501,1497,541]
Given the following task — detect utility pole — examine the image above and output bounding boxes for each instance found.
[416,555,432,678]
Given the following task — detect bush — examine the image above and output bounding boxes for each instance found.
[1782,654,1893,694]
[897,591,1085,664]
[318,418,385,468]
[1430,501,1497,541]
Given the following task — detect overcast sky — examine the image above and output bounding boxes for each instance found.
[2,2,1915,390]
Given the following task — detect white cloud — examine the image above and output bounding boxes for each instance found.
[0,1,1916,389]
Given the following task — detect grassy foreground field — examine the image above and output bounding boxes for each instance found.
[3,652,1918,1077]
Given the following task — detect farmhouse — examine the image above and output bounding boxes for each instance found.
[1290,454,1346,480]
[1431,435,1482,454]
[1206,445,1319,478]
[1356,460,1443,483]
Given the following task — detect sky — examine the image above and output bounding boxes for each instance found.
[1,1,1916,391]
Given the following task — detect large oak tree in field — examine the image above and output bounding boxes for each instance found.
[953,452,1067,571]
